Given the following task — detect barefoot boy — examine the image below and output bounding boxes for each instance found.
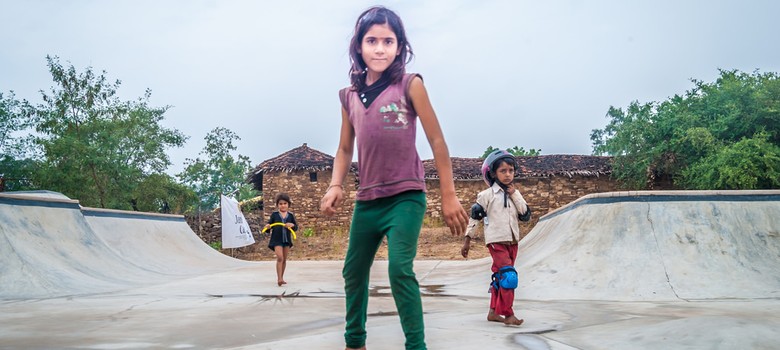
[461,150,531,326]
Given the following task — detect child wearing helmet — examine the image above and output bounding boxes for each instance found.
[461,149,531,326]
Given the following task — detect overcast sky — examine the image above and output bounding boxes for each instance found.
[2,0,779,174]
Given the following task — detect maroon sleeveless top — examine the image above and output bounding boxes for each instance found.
[339,73,427,201]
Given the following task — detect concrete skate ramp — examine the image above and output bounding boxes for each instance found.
[2,190,779,349]
[514,190,780,301]
[83,207,246,274]
[0,193,249,299]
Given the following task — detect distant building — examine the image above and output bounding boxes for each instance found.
[247,143,618,236]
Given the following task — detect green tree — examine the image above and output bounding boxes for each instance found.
[591,69,780,189]
[29,56,187,207]
[480,145,541,158]
[0,91,38,191]
[681,131,780,189]
[177,127,255,211]
[132,173,199,213]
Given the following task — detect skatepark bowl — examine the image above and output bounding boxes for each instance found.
[1,190,779,349]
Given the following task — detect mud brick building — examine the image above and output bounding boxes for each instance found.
[247,143,619,236]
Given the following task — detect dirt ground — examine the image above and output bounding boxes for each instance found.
[222,226,492,261]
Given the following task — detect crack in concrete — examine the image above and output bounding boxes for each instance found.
[646,203,686,301]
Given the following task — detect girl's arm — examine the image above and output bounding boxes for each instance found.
[289,213,299,231]
[264,212,276,230]
[409,76,469,236]
[320,107,355,216]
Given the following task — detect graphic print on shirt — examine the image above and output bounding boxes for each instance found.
[378,99,409,130]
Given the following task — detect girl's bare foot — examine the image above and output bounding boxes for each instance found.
[504,315,524,326]
[277,280,287,286]
[487,311,506,323]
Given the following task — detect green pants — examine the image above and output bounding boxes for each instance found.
[343,190,427,350]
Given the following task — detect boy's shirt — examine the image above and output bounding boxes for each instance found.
[465,183,529,245]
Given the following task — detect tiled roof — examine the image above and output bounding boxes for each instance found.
[516,155,613,178]
[249,143,334,175]
[247,144,613,185]
[246,143,344,187]
[423,155,613,180]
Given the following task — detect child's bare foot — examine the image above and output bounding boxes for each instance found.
[345,347,366,350]
[504,315,524,326]
[277,280,287,286]
[487,311,506,323]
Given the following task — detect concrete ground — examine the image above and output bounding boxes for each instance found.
[1,190,779,349]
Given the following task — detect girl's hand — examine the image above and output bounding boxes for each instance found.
[263,224,270,230]
[320,186,345,216]
[285,223,294,229]
[441,194,468,236]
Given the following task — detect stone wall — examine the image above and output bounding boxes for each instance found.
[424,175,620,216]
[261,169,357,235]
[260,170,621,236]
[423,175,620,238]
[515,175,620,214]
[187,210,263,240]
[188,172,667,245]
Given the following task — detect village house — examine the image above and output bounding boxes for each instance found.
[247,143,619,236]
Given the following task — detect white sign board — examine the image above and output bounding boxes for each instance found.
[220,195,255,249]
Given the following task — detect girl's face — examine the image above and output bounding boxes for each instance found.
[277,200,289,212]
[360,23,399,81]
[494,161,516,186]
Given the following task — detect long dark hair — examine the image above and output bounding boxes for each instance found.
[348,6,414,91]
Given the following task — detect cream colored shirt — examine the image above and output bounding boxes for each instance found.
[465,183,529,245]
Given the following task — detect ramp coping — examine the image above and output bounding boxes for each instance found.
[540,189,780,222]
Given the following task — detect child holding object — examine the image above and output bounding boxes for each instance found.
[461,149,532,326]
[264,192,298,287]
